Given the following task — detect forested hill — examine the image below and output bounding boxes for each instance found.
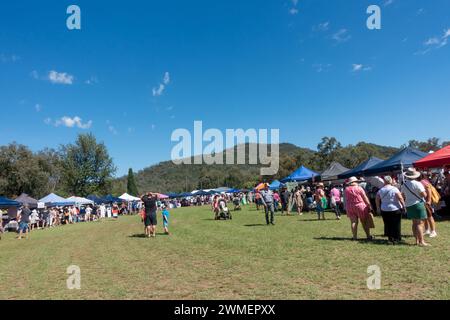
[112,139,400,194]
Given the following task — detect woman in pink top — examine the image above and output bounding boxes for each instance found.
[344,177,374,241]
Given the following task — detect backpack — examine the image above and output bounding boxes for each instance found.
[427,184,441,206]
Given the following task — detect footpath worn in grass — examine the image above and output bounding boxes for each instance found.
[1,205,449,300]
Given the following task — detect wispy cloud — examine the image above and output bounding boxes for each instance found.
[49,116,92,129]
[416,28,450,55]
[106,120,118,135]
[332,29,351,44]
[0,53,20,63]
[289,0,299,15]
[383,0,394,7]
[48,71,74,85]
[313,22,330,32]
[352,64,372,72]
[35,104,42,112]
[152,72,171,97]
[312,63,332,73]
[85,76,99,85]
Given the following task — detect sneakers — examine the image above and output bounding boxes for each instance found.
[424,229,431,236]
[429,231,438,238]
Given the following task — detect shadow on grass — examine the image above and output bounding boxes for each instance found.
[244,224,268,227]
[314,236,412,246]
[128,233,170,239]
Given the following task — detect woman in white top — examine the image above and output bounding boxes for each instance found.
[376,176,406,244]
[401,168,429,247]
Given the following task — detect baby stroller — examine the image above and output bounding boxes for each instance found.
[216,199,232,220]
[233,196,242,211]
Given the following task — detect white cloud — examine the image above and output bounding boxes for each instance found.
[332,29,351,43]
[289,8,298,15]
[44,118,52,125]
[35,104,41,112]
[152,84,165,97]
[384,0,394,7]
[417,28,450,55]
[352,64,372,72]
[48,71,74,85]
[152,72,171,97]
[163,72,170,85]
[54,116,92,129]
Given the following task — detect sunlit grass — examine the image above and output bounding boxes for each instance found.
[0,205,449,300]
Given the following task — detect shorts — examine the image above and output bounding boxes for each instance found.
[19,222,29,233]
[407,202,427,220]
[144,211,157,227]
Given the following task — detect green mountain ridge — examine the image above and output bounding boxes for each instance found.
[112,141,400,194]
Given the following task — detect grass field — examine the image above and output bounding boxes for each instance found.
[1,205,449,300]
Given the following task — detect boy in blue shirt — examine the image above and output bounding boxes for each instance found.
[162,206,170,235]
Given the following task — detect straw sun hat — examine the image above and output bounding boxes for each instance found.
[404,168,421,180]
[346,177,361,185]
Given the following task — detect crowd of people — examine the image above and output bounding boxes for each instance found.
[0,201,140,240]
[246,168,449,246]
[2,168,448,247]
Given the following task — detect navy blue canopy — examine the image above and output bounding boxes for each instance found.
[281,166,320,183]
[338,157,384,179]
[193,190,215,196]
[0,196,21,208]
[103,195,123,204]
[87,195,104,204]
[363,148,428,176]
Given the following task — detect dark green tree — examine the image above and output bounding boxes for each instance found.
[127,168,139,196]
[60,133,116,196]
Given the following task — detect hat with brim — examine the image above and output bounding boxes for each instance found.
[317,183,325,188]
[404,168,421,180]
[347,177,361,185]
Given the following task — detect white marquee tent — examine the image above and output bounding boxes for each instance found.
[119,193,141,202]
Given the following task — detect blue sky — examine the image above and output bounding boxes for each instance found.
[1,0,449,176]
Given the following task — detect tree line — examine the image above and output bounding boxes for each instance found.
[2,135,448,198]
[0,133,116,199]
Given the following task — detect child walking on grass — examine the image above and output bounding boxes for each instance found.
[162,206,170,235]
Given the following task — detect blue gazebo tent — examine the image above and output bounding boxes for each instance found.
[269,180,285,190]
[0,197,21,208]
[338,157,384,179]
[280,166,320,183]
[363,148,428,176]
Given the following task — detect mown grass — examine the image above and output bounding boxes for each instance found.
[0,205,449,300]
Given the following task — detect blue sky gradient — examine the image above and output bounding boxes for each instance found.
[1,0,449,176]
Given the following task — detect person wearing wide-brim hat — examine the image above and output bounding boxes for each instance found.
[400,168,430,247]
[344,177,374,241]
[314,183,326,220]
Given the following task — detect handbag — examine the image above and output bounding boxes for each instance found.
[366,210,376,229]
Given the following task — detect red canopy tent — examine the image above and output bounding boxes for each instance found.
[414,146,450,169]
